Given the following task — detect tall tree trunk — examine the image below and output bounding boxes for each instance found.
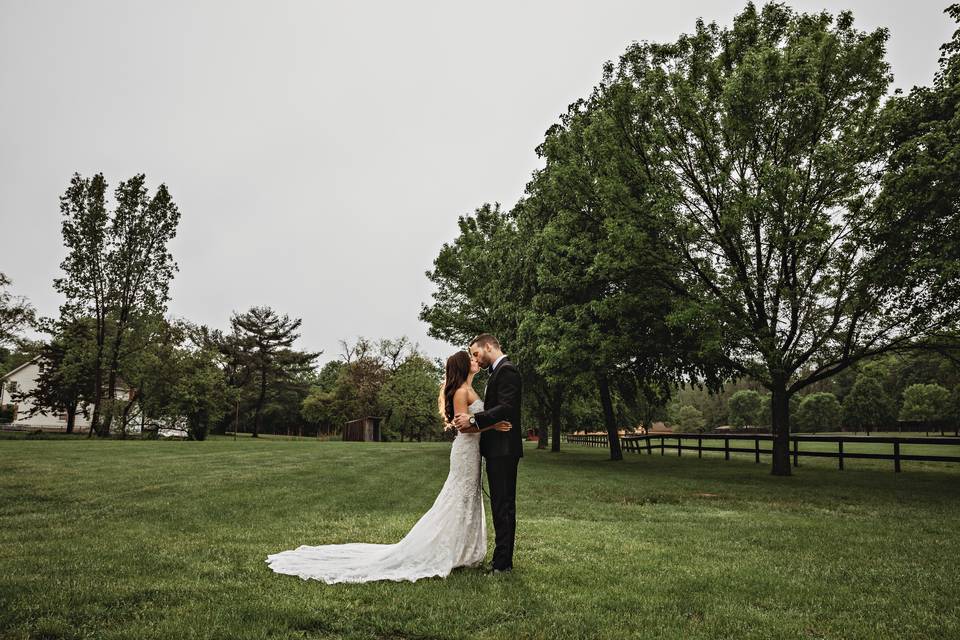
[531,387,550,450]
[537,389,549,450]
[65,404,76,434]
[118,389,137,439]
[770,382,791,476]
[103,368,118,434]
[89,330,105,438]
[550,385,563,453]
[102,313,128,434]
[597,372,622,461]
[537,394,553,450]
[252,369,267,438]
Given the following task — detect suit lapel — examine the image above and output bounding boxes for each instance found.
[483,359,510,403]
[484,362,502,403]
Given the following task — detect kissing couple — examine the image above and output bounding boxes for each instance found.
[266,333,523,583]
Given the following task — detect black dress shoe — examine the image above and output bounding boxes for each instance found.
[484,567,512,576]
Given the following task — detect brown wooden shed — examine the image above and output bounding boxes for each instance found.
[343,416,383,442]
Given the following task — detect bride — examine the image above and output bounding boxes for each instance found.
[265,350,511,583]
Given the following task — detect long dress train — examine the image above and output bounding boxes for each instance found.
[265,399,487,583]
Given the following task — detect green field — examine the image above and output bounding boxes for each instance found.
[1,436,958,639]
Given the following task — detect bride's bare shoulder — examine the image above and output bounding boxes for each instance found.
[460,384,480,403]
[452,385,472,411]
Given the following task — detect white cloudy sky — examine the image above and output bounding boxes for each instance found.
[1,1,955,364]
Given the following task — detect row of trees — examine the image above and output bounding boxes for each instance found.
[301,337,446,442]
[673,383,960,436]
[421,2,960,475]
[0,174,444,441]
[3,277,447,440]
[668,349,960,433]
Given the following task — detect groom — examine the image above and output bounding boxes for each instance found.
[453,333,522,575]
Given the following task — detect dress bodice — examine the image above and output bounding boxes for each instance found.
[455,399,484,441]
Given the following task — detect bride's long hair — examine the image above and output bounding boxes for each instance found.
[438,350,471,421]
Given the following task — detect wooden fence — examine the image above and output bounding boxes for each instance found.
[563,432,960,472]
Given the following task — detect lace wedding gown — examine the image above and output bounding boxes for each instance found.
[265,398,487,583]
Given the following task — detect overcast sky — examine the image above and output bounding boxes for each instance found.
[1,1,955,364]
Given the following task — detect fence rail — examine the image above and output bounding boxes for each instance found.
[563,432,960,472]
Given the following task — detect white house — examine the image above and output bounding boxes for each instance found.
[0,357,136,432]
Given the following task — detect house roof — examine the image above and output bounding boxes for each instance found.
[1,356,40,380]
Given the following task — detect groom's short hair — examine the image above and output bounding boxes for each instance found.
[469,333,500,349]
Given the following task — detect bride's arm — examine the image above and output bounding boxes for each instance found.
[452,388,482,433]
[456,391,510,433]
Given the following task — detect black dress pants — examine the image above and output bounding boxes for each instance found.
[485,455,520,570]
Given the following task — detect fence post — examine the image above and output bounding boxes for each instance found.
[755,437,760,463]
[724,437,730,461]
[698,436,702,458]
[661,437,665,456]
[646,436,652,456]
[838,440,844,471]
[894,441,901,473]
[678,436,682,457]
[792,436,799,467]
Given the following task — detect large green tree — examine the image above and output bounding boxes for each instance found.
[421,203,563,450]
[842,373,894,435]
[795,392,841,433]
[672,404,707,433]
[520,107,667,460]
[333,342,388,424]
[55,173,180,436]
[898,383,951,424]
[208,306,319,437]
[727,390,764,428]
[172,347,232,441]
[871,4,960,343]
[378,353,443,441]
[125,318,232,440]
[602,3,960,474]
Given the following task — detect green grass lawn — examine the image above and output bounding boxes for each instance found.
[1,436,958,639]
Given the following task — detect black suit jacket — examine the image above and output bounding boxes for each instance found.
[473,358,523,458]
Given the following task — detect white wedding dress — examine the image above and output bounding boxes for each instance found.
[265,398,487,583]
